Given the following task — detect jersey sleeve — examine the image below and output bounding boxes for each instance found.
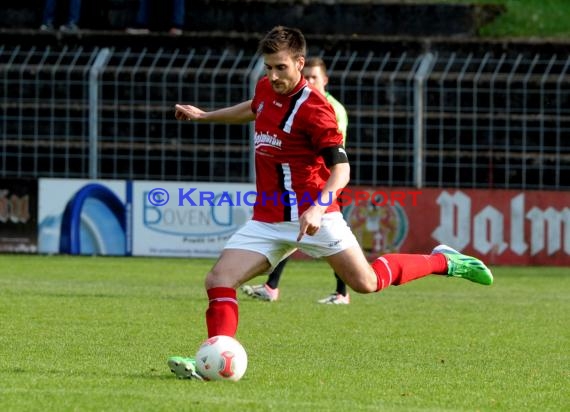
[305,95,344,152]
[251,77,267,114]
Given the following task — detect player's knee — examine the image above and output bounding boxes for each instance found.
[346,274,377,294]
[204,271,215,289]
[205,268,227,289]
[352,284,376,294]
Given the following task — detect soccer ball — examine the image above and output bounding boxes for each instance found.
[195,335,248,382]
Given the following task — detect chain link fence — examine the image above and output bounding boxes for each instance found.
[1,45,569,190]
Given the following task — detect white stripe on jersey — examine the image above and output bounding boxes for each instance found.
[283,87,312,134]
[281,163,299,221]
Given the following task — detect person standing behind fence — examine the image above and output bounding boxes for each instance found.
[39,0,82,32]
[126,0,185,36]
[241,57,352,305]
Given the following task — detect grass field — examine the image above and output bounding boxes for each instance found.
[0,255,568,411]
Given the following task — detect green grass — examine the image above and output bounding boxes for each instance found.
[419,0,570,38]
[0,255,568,411]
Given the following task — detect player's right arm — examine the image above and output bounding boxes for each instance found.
[175,100,255,124]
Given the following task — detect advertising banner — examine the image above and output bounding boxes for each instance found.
[38,179,129,256]
[131,181,254,257]
[343,187,570,266]
[0,179,38,253]
[32,179,569,265]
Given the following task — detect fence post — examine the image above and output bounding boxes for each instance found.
[88,48,111,179]
[413,53,434,189]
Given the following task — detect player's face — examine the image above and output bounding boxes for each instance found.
[263,50,304,95]
[303,66,328,95]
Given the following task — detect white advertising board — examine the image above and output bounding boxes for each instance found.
[131,181,254,257]
[38,179,129,255]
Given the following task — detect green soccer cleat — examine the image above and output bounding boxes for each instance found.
[167,356,203,380]
[432,244,493,286]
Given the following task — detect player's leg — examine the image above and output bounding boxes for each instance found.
[266,256,289,289]
[317,204,351,304]
[324,245,377,292]
[206,248,271,289]
[205,249,271,338]
[170,219,291,379]
[307,212,491,293]
[326,244,449,292]
[241,256,289,301]
[375,245,493,287]
[331,204,349,302]
[326,243,493,293]
[299,212,378,292]
[205,219,298,337]
[334,273,348,296]
[169,247,269,380]
[318,272,350,304]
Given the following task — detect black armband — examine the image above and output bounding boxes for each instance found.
[320,145,349,167]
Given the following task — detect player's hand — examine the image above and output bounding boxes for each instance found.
[175,104,205,121]
[297,207,324,242]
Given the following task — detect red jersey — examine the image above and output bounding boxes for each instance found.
[251,76,344,223]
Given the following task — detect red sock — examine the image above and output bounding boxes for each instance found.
[371,253,448,291]
[206,287,238,337]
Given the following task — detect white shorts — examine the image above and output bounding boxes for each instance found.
[224,212,359,271]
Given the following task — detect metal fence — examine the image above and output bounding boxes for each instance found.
[1,45,569,190]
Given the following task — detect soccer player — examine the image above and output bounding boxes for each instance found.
[168,26,493,379]
[241,57,351,304]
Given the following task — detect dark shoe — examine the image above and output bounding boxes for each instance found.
[40,23,54,32]
[126,27,150,35]
[168,27,183,36]
[59,23,80,33]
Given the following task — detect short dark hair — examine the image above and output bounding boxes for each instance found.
[258,26,306,58]
[304,57,328,75]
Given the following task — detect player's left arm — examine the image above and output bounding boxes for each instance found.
[317,158,350,209]
[297,147,349,241]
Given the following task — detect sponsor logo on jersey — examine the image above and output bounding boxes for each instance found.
[256,101,264,117]
[254,131,283,150]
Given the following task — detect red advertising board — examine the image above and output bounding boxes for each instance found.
[341,187,569,266]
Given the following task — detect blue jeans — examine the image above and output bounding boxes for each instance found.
[135,0,185,28]
[42,0,82,25]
